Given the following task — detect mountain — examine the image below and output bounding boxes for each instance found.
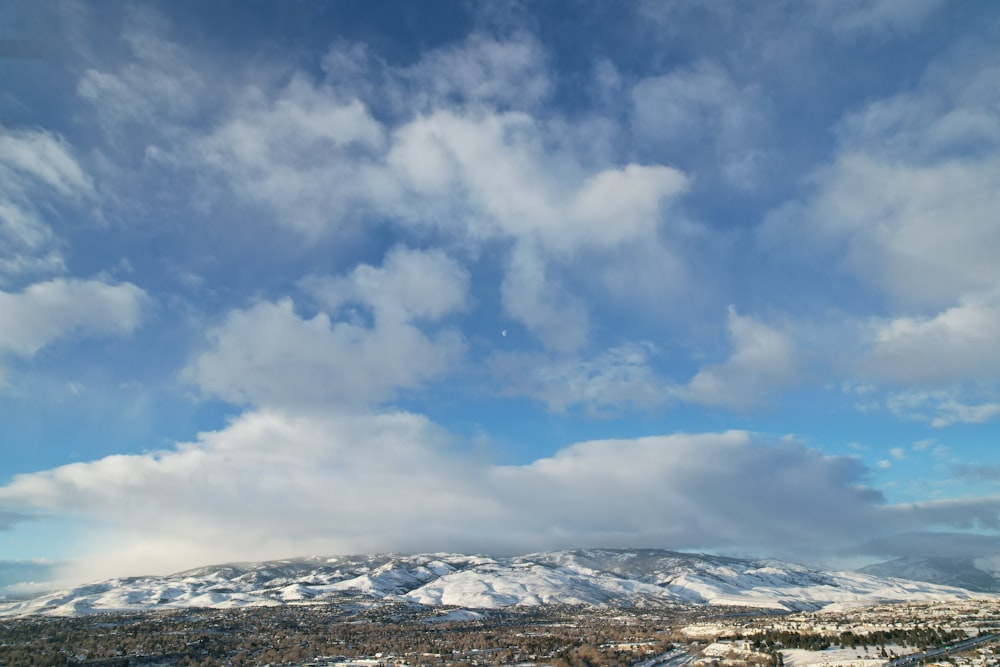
[0,549,987,617]
[859,556,1000,593]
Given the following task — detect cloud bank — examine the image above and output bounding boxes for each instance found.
[2,411,996,584]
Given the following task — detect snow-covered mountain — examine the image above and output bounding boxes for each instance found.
[0,549,987,617]
[859,556,1000,593]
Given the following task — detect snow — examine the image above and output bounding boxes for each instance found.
[0,549,991,617]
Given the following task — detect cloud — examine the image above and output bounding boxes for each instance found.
[303,245,468,324]
[855,531,1000,559]
[865,295,1000,386]
[954,464,1000,483]
[810,0,946,39]
[4,405,1000,582]
[0,510,36,531]
[683,307,800,409]
[0,127,94,281]
[0,559,63,597]
[0,278,147,358]
[494,307,803,415]
[632,61,770,190]
[76,9,210,133]
[757,36,1000,424]
[0,416,959,580]
[386,109,688,253]
[491,342,667,415]
[393,32,551,111]
[76,18,694,355]
[499,243,589,353]
[186,247,467,410]
[887,391,1000,428]
[195,74,388,236]
[762,44,1000,310]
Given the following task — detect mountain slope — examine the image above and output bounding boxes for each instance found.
[0,549,987,617]
[859,556,1000,593]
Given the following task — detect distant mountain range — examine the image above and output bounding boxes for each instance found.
[0,549,990,617]
[859,556,1000,593]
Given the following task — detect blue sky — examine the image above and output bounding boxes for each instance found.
[1,0,1000,594]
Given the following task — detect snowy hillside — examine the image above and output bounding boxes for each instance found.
[0,549,987,617]
[859,556,1000,593]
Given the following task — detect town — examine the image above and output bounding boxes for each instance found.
[4,599,1000,667]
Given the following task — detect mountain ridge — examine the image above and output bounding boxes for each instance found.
[0,549,990,617]
[859,556,1000,593]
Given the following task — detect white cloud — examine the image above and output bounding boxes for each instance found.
[887,390,1000,428]
[4,416,991,581]
[0,278,147,358]
[762,46,1000,310]
[76,21,694,355]
[387,109,688,252]
[187,248,467,410]
[0,129,92,198]
[684,307,800,409]
[303,245,468,324]
[774,155,1000,309]
[0,128,94,281]
[196,75,387,236]
[77,10,209,132]
[866,294,1000,385]
[758,38,1000,424]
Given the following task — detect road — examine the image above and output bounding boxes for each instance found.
[883,633,1000,667]
[636,647,697,667]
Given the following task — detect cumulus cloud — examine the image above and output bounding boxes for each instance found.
[75,18,695,356]
[758,38,1000,424]
[762,44,1000,310]
[386,109,688,252]
[3,415,993,582]
[0,278,147,358]
[195,75,388,236]
[186,247,467,410]
[303,245,468,324]
[866,295,1000,385]
[684,307,800,409]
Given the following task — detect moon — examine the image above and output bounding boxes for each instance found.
[501,329,507,337]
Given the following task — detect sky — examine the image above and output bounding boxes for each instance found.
[0,0,999,595]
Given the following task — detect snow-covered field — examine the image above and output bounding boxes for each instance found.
[782,646,912,667]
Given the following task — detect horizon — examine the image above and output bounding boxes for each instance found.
[2,0,1000,596]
